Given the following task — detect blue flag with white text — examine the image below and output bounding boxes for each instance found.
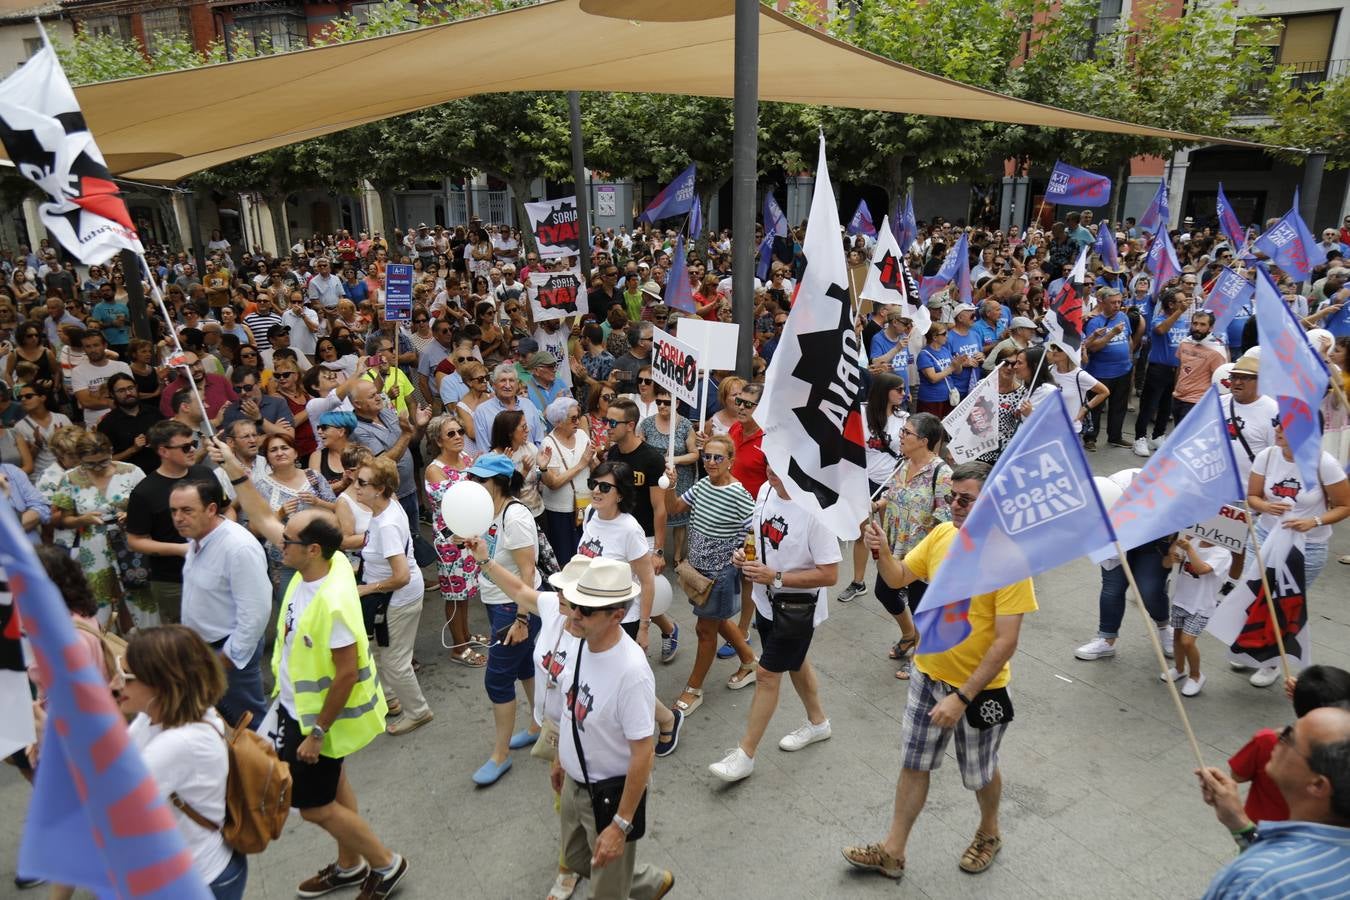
[847,199,876,237]
[912,393,1115,653]
[1253,207,1326,281]
[1254,265,1329,489]
[896,193,918,253]
[1144,227,1181,299]
[1204,266,1255,337]
[1217,183,1246,250]
[638,163,696,223]
[758,192,788,280]
[664,235,697,314]
[687,196,702,243]
[1045,161,1111,207]
[1138,181,1169,236]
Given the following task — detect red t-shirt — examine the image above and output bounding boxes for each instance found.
[730,421,766,498]
[1229,728,1289,823]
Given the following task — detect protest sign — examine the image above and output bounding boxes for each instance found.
[524,196,582,259]
[1183,504,1248,555]
[651,327,701,407]
[383,263,413,321]
[529,267,588,321]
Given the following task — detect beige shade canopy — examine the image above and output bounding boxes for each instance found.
[5,0,1265,182]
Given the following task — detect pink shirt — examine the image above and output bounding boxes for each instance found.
[158,373,237,418]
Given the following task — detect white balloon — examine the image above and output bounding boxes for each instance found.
[1213,362,1234,394]
[439,480,494,539]
[1093,476,1123,510]
[650,575,673,618]
[657,474,671,490]
[1108,468,1140,491]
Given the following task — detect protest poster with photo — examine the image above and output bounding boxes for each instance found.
[943,371,999,463]
[529,266,588,321]
[524,196,582,260]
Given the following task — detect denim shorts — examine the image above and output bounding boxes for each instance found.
[692,564,741,621]
[484,603,540,704]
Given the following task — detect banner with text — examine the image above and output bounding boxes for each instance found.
[1183,504,1248,555]
[942,370,1000,463]
[650,327,701,407]
[525,196,582,260]
[529,267,589,321]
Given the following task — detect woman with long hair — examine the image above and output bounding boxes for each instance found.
[491,408,545,521]
[1013,346,1059,419]
[218,305,254,346]
[639,385,696,560]
[470,227,493,281]
[916,323,960,417]
[424,414,486,668]
[453,360,492,444]
[476,301,506,366]
[6,321,57,398]
[584,381,616,447]
[118,626,246,898]
[272,356,316,458]
[1047,343,1108,448]
[838,373,908,606]
[254,433,337,596]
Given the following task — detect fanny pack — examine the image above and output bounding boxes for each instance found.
[962,685,1015,731]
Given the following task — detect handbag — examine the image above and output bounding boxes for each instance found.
[675,559,713,607]
[531,719,560,762]
[569,642,647,841]
[962,685,1015,731]
[768,591,817,641]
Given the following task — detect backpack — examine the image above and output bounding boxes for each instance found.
[71,617,128,686]
[172,711,292,854]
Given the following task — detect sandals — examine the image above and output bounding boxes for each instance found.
[888,636,918,660]
[450,646,487,668]
[727,660,758,690]
[958,832,1002,874]
[673,686,703,716]
[841,842,905,880]
[547,870,579,900]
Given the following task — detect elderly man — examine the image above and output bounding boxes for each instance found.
[982,317,1038,371]
[470,363,544,454]
[523,351,569,422]
[306,257,343,310]
[350,379,430,533]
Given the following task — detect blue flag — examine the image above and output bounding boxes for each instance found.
[1138,181,1169,236]
[664,235,697,314]
[1094,220,1119,271]
[1045,161,1112,207]
[638,162,696,223]
[1216,183,1246,250]
[1144,227,1181,299]
[3,504,210,897]
[1254,265,1330,489]
[912,392,1116,653]
[758,192,788,280]
[919,231,970,304]
[1105,386,1244,554]
[895,193,918,253]
[1253,207,1327,281]
[847,199,876,237]
[1204,266,1255,337]
[687,195,702,243]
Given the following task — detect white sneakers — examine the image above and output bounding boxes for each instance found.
[1250,667,1281,688]
[1132,438,1152,458]
[1075,637,1117,660]
[779,719,832,752]
[709,747,755,782]
[1160,667,1187,683]
[1182,674,1206,697]
[1158,626,1174,659]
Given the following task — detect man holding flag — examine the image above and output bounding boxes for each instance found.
[844,460,1037,881]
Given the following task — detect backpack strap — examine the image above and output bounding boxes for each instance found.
[171,792,222,832]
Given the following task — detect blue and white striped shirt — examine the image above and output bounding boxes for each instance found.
[1203,821,1350,899]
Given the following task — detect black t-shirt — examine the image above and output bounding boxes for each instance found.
[588,286,622,323]
[97,406,164,474]
[605,442,666,537]
[125,464,215,581]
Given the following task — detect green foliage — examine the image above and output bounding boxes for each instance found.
[1260,75,1350,170]
[56,31,151,84]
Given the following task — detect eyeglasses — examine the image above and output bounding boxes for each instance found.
[166,441,198,452]
[655,398,671,407]
[701,452,726,463]
[413,317,428,324]
[637,377,654,386]
[281,536,311,548]
[901,428,919,439]
[733,397,758,409]
[600,393,615,402]
[586,479,619,494]
[951,491,978,508]
[604,417,627,428]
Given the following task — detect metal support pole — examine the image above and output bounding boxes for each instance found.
[1300,153,1325,227]
[568,91,593,280]
[731,0,758,380]
[120,248,151,341]
[184,189,206,275]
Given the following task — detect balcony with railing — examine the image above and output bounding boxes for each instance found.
[1281,57,1348,89]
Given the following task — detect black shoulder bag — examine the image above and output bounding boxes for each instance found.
[754,486,817,641]
[569,642,647,841]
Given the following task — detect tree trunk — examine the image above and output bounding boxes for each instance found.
[1108,159,1128,229]
[507,174,540,262]
[268,183,290,255]
[883,153,904,215]
[376,185,398,240]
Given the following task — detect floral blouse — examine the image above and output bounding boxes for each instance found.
[879,456,953,558]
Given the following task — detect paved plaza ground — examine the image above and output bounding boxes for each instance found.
[4,443,1348,899]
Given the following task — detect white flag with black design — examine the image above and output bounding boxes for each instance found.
[0,45,142,265]
[861,214,931,352]
[756,134,870,540]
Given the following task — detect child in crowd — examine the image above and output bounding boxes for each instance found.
[1160,534,1230,696]
[1228,665,1350,823]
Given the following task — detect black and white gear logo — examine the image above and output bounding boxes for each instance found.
[978,699,1004,725]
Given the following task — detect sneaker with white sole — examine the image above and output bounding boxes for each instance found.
[660,624,680,664]
[1148,437,1162,450]
[836,581,867,603]
[709,747,755,782]
[1181,674,1206,696]
[1250,666,1281,688]
[1159,667,1187,683]
[779,719,832,752]
[1074,637,1117,660]
[1132,438,1152,458]
[298,862,370,898]
[1159,626,1174,659]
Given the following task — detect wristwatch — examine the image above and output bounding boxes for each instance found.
[611,814,633,836]
[309,724,326,742]
[653,549,664,558]
[772,571,783,590]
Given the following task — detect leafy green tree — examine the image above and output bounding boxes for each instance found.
[1260,75,1350,171]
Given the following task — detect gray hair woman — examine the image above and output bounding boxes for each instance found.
[539,396,595,566]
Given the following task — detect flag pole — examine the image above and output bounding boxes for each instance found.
[137,254,216,440]
[1240,503,1292,683]
[1114,545,1208,771]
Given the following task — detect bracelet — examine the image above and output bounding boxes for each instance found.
[515,614,529,624]
[1314,515,1323,528]
[229,474,248,485]
[954,689,972,706]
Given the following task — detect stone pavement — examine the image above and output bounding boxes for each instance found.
[3,442,1348,899]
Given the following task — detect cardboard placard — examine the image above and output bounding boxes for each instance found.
[676,319,739,372]
[383,263,413,321]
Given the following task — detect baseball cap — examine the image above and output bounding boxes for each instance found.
[267,323,290,337]
[524,351,557,369]
[466,453,516,479]
[953,303,978,315]
[515,337,539,356]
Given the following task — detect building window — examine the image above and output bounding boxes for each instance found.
[81,14,133,42]
[227,11,308,54]
[21,37,42,59]
[141,8,193,53]
[1257,12,1339,89]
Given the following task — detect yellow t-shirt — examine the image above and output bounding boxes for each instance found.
[903,522,1038,690]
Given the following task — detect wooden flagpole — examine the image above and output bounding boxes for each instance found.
[1239,503,1292,683]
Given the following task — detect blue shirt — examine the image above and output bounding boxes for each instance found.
[1147,309,1188,367]
[945,327,984,396]
[971,316,1006,354]
[342,280,370,302]
[1084,312,1133,379]
[915,344,954,403]
[91,301,130,346]
[469,396,544,455]
[1203,821,1350,900]
[1226,305,1253,349]
[869,330,911,388]
[1,463,50,542]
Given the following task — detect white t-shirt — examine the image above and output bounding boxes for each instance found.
[481,502,539,605]
[533,323,573,389]
[532,591,583,727]
[1252,447,1347,543]
[71,359,131,426]
[541,430,591,514]
[748,483,843,625]
[361,500,425,608]
[1054,368,1102,434]
[278,576,355,716]
[1170,543,1231,616]
[1223,394,1279,486]
[281,307,319,355]
[862,404,906,484]
[577,511,648,624]
[338,492,372,568]
[556,630,656,783]
[128,709,233,883]
[15,412,73,474]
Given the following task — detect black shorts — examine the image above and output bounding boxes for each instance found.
[754,610,814,673]
[876,579,926,616]
[277,706,344,809]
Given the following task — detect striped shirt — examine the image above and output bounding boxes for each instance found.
[681,477,755,540]
[1203,821,1350,899]
[243,312,283,351]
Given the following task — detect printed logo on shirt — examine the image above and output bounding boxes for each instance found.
[568,681,595,731]
[761,514,789,550]
[1270,478,1302,500]
[577,538,603,559]
[541,647,569,686]
[1226,414,1245,440]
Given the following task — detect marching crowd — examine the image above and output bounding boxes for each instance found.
[3,204,1350,899]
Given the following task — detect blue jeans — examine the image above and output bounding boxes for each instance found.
[209,850,247,900]
[213,638,266,731]
[1097,542,1170,639]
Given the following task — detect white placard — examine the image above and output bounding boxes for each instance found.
[676,319,739,372]
[1183,503,1248,555]
[942,371,1000,463]
[596,186,616,217]
[651,327,701,406]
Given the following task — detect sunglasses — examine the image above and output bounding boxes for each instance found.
[951,491,978,508]
[575,603,626,617]
[604,417,626,428]
[355,476,373,487]
[733,397,758,409]
[167,441,198,452]
[637,377,654,386]
[600,394,615,402]
[17,393,37,401]
[586,479,619,494]
[655,398,671,407]
[701,452,726,464]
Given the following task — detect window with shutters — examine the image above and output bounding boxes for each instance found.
[1257,12,1339,89]
[81,14,133,42]
[142,8,193,54]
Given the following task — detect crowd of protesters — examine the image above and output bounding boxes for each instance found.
[4,204,1350,899]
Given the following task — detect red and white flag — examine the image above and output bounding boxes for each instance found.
[1045,245,1088,358]
[756,134,870,540]
[0,44,142,265]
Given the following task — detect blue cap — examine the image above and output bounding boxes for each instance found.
[466,452,515,479]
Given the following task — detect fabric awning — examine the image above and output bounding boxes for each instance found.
[5,0,1266,181]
